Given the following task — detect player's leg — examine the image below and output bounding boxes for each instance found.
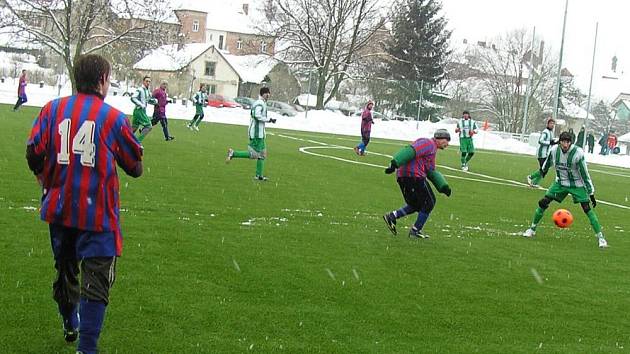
[409,180,436,238]
[573,189,607,247]
[383,178,418,235]
[13,97,24,111]
[194,112,204,128]
[77,256,116,354]
[360,135,370,155]
[49,224,81,342]
[524,185,564,236]
[188,114,199,128]
[160,117,173,140]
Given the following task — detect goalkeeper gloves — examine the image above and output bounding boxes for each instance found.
[384,160,398,174]
[443,185,452,197]
[269,118,277,123]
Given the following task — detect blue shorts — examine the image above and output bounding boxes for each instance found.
[49,223,117,259]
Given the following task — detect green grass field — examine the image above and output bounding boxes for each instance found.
[1,104,630,353]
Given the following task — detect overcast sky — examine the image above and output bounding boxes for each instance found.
[441,0,630,98]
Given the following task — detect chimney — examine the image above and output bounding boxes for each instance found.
[242,3,249,15]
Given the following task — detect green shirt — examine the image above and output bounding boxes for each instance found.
[537,128,554,158]
[541,145,594,194]
[193,90,207,106]
[248,98,270,139]
[457,118,478,138]
[131,86,153,109]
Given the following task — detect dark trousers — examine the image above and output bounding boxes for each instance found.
[50,225,116,308]
[588,144,594,153]
[13,96,26,110]
[397,177,436,214]
[152,110,171,139]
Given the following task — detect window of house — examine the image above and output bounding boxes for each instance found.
[192,20,199,33]
[205,61,216,76]
[260,41,267,53]
[208,33,213,41]
[236,39,242,50]
[218,35,224,50]
[208,84,217,94]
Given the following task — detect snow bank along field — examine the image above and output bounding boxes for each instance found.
[1,85,630,352]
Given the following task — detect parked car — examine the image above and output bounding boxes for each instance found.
[234,97,255,109]
[291,104,305,112]
[267,100,298,116]
[207,94,242,108]
[109,81,133,97]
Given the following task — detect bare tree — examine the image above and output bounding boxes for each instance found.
[465,29,557,132]
[0,0,174,92]
[260,0,386,109]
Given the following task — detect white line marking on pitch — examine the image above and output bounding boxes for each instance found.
[281,133,630,210]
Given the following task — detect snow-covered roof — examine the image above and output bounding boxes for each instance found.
[173,0,262,35]
[561,97,595,120]
[221,54,277,84]
[133,43,213,71]
[619,132,630,143]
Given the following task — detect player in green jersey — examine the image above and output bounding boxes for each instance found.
[187,84,208,131]
[226,87,276,181]
[455,111,478,171]
[523,132,608,248]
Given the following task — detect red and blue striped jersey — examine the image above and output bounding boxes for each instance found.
[397,138,437,178]
[27,93,142,253]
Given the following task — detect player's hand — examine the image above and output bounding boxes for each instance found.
[455,128,461,133]
[443,185,452,197]
[590,194,597,208]
[550,139,558,145]
[469,131,474,137]
[384,166,396,174]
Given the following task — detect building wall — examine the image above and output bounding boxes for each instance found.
[189,47,239,98]
[225,32,276,56]
[239,63,299,102]
[205,30,228,50]
[175,10,207,44]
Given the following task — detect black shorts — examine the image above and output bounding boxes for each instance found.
[397,177,436,214]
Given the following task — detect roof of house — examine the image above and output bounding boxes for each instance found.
[618,131,630,142]
[220,53,278,84]
[133,43,214,71]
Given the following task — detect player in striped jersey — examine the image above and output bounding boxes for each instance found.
[26,54,144,353]
[130,76,156,142]
[523,132,608,248]
[226,87,276,181]
[527,118,557,187]
[382,129,452,239]
[187,84,208,131]
[455,111,478,171]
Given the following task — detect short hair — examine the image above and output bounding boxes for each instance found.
[463,110,470,115]
[434,128,451,141]
[559,131,573,143]
[74,54,111,95]
[143,76,151,81]
[260,87,270,96]
[160,80,168,86]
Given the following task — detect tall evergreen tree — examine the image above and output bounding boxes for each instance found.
[380,0,451,117]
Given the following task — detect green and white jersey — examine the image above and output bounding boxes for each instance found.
[248,98,270,139]
[131,86,152,110]
[193,90,207,106]
[542,145,594,194]
[537,128,554,158]
[457,118,478,138]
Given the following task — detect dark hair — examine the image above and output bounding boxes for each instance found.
[434,128,451,141]
[559,131,573,143]
[260,87,270,96]
[143,76,151,81]
[463,110,470,115]
[74,54,111,95]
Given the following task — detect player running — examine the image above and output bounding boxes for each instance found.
[187,84,208,131]
[226,87,276,181]
[527,117,557,187]
[455,110,478,171]
[131,76,157,142]
[382,129,452,239]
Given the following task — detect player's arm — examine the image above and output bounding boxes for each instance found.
[113,116,143,178]
[539,150,554,177]
[455,121,461,133]
[26,144,45,175]
[130,89,143,108]
[253,104,273,123]
[25,105,50,176]
[577,156,594,195]
[538,131,551,146]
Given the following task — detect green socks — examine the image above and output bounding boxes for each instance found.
[586,210,602,234]
[256,159,265,176]
[461,152,466,166]
[531,207,545,230]
[232,151,250,159]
